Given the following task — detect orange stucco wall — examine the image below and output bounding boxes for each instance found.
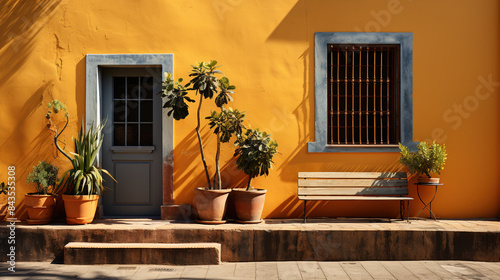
[0,0,499,219]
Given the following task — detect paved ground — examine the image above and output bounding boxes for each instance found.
[23,218,498,233]
[1,261,499,279]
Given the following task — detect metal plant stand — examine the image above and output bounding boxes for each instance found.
[415,182,443,221]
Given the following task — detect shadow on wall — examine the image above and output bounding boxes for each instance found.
[0,82,72,220]
[173,126,213,205]
[173,124,249,215]
[0,0,62,85]
[266,0,308,42]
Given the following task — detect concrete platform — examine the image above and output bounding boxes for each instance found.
[0,218,499,263]
[64,242,221,265]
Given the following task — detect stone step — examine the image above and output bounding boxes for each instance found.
[64,242,221,265]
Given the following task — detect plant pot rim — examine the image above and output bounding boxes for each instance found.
[62,194,99,196]
[62,194,99,200]
[194,187,231,193]
[231,188,267,193]
[25,193,55,196]
[416,176,440,181]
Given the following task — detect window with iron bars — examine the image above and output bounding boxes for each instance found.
[308,32,416,153]
[327,44,400,146]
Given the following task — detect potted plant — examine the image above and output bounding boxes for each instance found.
[25,161,58,224]
[47,100,115,224]
[232,128,279,223]
[162,61,242,223]
[56,123,115,224]
[399,141,447,183]
[0,182,8,221]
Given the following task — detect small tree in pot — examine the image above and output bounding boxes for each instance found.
[25,161,59,224]
[162,61,244,223]
[232,128,278,223]
[399,141,447,183]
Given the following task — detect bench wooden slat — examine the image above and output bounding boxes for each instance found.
[298,195,413,201]
[298,179,408,187]
[298,187,409,196]
[298,172,406,179]
[297,172,412,222]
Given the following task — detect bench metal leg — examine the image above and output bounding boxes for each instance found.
[399,201,404,221]
[400,200,411,223]
[407,200,411,223]
[303,200,307,223]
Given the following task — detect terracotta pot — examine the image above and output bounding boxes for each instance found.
[62,195,99,225]
[24,194,56,224]
[194,188,230,224]
[417,176,440,184]
[232,188,267,223]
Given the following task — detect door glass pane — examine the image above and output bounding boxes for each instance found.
[112,75,156,147]
[114,77,125,99]
[127,77,140,99]
[140,101,153,122]
[127,124,138,146]
[141,77,153,99]
[140,124,153,146]
[127,101,139,122]
[114,124,125,146]
[114,100,126,122]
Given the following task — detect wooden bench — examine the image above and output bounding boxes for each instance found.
[298,172,413,222]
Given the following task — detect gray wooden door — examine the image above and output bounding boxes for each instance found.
[101,67,162,217]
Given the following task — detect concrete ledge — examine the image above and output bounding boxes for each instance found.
[2,219,499,263]
[64,242,221,265]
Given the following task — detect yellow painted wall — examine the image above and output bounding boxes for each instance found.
[0,0,498,219]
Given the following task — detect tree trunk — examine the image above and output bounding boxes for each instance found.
[246,175,254,191]
[213,135,221,190]
[196,94,212,189]
[50,114,72,162]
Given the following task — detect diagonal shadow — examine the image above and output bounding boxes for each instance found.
[0,0,62,85]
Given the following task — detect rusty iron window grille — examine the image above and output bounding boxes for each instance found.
[327,44,400,146]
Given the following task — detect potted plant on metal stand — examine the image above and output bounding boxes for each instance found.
[232,128,278,223]
[25,161,58,224]
[162,61,242,224]
[399,141,447,183]
[47,100,115,224]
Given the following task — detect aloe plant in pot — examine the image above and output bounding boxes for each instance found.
[233,128,279,223]
[399,141,447,183]
[48,100,115,224]
[162,61,244,223]
[25,161,58,224]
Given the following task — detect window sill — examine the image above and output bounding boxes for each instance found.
[308,141,417,153]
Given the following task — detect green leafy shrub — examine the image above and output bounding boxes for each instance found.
[234,128,279,190]
[26,161,59,195]
[399,141,447,178]
[207,107,245,188]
